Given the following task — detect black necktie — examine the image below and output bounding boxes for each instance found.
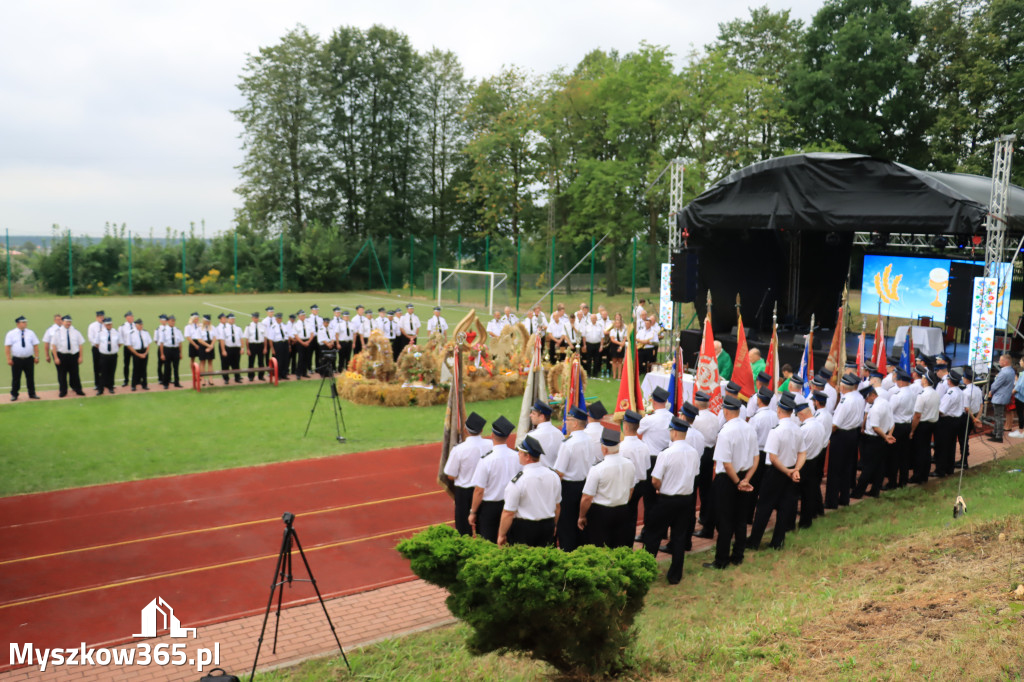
[107,330,112,352]
[21,329,25,347]
[231,326,235,344]
[66,328,71,352]
[254,325,260,343]
[137,331,143,350]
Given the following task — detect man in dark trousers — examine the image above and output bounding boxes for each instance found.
[95,317,120,394]
[499,435,562,547]
[119,310,135,387]
[748,394,804,551]
[554,406,598,551]
[159,314,184,388]
[705,396,759,569]
[643,416,700,584]
[825,374,863,508]
[128,318,152,391]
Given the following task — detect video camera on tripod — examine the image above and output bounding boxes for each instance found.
[317,349,339,378]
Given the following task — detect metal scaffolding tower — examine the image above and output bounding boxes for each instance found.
[984,135,1016,276]
[668,159,685,254]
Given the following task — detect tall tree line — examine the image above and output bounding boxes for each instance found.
[235,0,1024,294]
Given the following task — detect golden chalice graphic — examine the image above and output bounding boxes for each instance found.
[928,268,949,307]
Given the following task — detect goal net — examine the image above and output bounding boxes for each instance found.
[437,269,510,315]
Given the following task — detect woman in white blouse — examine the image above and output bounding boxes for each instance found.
[607,313,627,379]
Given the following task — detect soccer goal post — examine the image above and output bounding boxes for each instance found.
[437,268,509,315]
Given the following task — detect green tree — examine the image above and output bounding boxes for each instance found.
[234,26,327,240]
[421,49,471,239]
[788,0,932,167]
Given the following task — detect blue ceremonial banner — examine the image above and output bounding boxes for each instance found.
[798,337,811,397]
[899,332,913,374]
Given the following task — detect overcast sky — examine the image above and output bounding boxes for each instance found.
[0,0,823,237]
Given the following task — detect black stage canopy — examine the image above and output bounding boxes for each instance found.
[675,153,1024,334]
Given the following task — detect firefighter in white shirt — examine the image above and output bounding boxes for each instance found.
[426,306,448,338]
[443,412,493,536]
[582,400,608,451]
[691,390,720,539]
[957,368,983,469]
[371,308,389,334]
[351,305,370,354]
[396,303,420,358]
[214,313,229,376]
[825,374,864,508]
[887,369,916,488]
[544,311,571,362]
[748,394,804,551]
[554,406,599,551]
[51,315,86,397]
[486,309,507,340]
[220,313,244,384]
[6,315,41,401]
[331,310,355,372]
[499,435,561,547]
[635,316,659,373]
[243,312,269,382]
[292,310,315,378]
[795,399,827,528]
[578,429,636,548]
[853,387,895,498]
[266,312,291,380]
[581,313,605,377]
[314,318,336,372]
[619,410,651,534]
[909,371,941,483]
[95,317,120,395]
[706,396,759,569]
[128,318,152,391]
[933,370,964,477]
[159,314,185,388]
[527,400,562,469]
[308,304,326,370]
[521,309,542,337]
[119,311,136,387]
[87,310,105,387]
[185,312,202,367]
[41,313,63,366]
[500,306,519,328]
[469,416,521,543]
[642,416,700,585]
[154,315,169,387]
[746,388,779,524]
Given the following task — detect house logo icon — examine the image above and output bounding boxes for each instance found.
[133,597,197,639]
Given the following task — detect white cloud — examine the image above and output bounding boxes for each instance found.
[0,0,822,236]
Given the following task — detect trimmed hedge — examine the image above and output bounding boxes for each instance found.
[397,525,657,677]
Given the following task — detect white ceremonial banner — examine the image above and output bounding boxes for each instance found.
[659,263,673,330]
[967,277,997,375]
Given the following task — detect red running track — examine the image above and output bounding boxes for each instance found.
[0,444,453,665]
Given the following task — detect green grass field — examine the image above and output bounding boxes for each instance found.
[256,447,1024,681]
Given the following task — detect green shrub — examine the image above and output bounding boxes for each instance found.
[396,525,657,677]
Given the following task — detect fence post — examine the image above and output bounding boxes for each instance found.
[431,235,437,300]
[631,235,637,312]
[128,231,133,296]
[549,234,555,315]
[68,230,73,299]
[457,234,462,303]
[409,234,415,298]
[388,235,393,293]
[5,229,12,299]
[181,234,186,295]
[589,235,595,311]
[515,236,521,312]
[233,230,238,294]
[279,232,284,292]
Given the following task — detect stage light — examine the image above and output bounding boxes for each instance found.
[931,235,948,248]
[870,232,888,247]
[955,233,968,249]
[825,231,840,246]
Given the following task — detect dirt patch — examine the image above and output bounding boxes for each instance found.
[784,517,1024,679]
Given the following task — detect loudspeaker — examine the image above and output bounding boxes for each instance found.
[671,248,699,303]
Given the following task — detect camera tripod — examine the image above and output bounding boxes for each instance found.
[303,370,347,443]
[249,513,350,681]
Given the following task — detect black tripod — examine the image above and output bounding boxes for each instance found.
[304,354,346,443]
[249,513,350,681]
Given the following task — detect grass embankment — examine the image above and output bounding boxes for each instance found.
[0,374,621,496]
[258,448,1024,681]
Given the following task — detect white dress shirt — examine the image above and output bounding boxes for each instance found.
[764,416,801,467]
[427,315,448,334]
[832,390,866,430]
[651,440,699,496]
[749,406,778,450]
[244,321,266,346]
[684,427,705,459]
[486,318,507,337]
[939,384,964,418]
[962,384,983,416]
[6,327,39,357]
[87,320,103,346]
[52,326,85,354]
[582,453,635,506]
[889,386,916,424]
[161,326,184,348]
[331,318,355,342]
[713,417,759,473]
[503,462,561,520]
[692,409,720,447]
[97,326,120,354]
[130,328,152,351]
[913,386,940,423]
[638,408,672,455]
[531,421,563,469]
[399,313,421,338]
[443,435,492,487]
[800,417,827,459]
[864,397,895,436]
[619,434,651,485]
[222,324,243,348]
[470,444,522,501]
[554,430,597,481]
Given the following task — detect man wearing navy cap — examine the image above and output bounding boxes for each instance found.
[119,311,135,386]
[265,312,290,380]
[818,368,838,412]
[444,412,493,536]
[330,310,354,372]
[396,303,421,359]
[95,317,120,394]
[87,310,105,388]
[957,369,983,469]
[41,313,62,366]
[128,318,152,391]
[933,371,964,477]
[578,429,636,548]
[221,313,244,384]
[583,400,609,450]
[292,310,314,378]
[159,314,184,388]
[243,312,268,382]
[853,387,895,498]
[746,389,779,524]
[528,400,562,469]
[619,410,651,535]
[50,315,86,397]
[748,394,803,551]
[747,371,775,419]
[794,400,826,527]
[5,316,41,401]
[499,435,561,547]
[705,395,759,569]
[636,386,672,540]
[154,315,169,387]
[804,391,831,521]
[554,405,598,551]
[886,370,915,487]
[691,390,721,539]
[643,416,700,584]
[214,313,229,377]
[426,306,448,339]
[825,374,865,508]
[909,371,941,482]
[469,415,521,542]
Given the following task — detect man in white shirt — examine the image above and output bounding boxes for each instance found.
[443,412,493,536]
[158,314,184,389]
[521,309,542,337]
[581,313,605,378]
[308,304,326,371]
[499,435,561,547]
[691,390,720,539]
[804,391,832,523]
[243,312,268,382]
[153,315,168,387]
[371,307,389,335]
[331,310,355,372]
[825,374,864,508]
[642,416,700,585]
[95,317,120,395]
[486,310,507,340]
[264,312,290,380]
[219,313,244,384]
[426,306,448,338]
[578,429,636,548]
[87,310,105,388]
[886,369,916,488]
[748,394,804,551]
[933,370,964,478]
[853,387,895,498]
[706,396,759,569]
[527,400,562,469]
[40,313,62,368]
[554,406,599,551]
[619,410,652,534]
[6,315,41,401]
[119,311,136,387]
[583,400,608,451]
[635,316,659,374]
[910,371,941,483]
[544,310,570,363]
[500,306,519,328]
[746,388,779,525]
[292,310,315,378]
[469,416,521,543]
[351,305,371,355]
[128,318,152,391]
[636,386,672,540]
[214,313,229,376]
[51,315,86,397]
[958,368,983,469]
[795,399,827,528]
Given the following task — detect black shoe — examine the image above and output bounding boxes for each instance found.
[59,392,67,398]
[75,391,86,396]
[10,395,17,402]
[769,542,785,551]
[163,384,169,389]
[850,493,863,500]
[121,382,128,387]
[929,472,942,478]
[703,562,727,570]
[173,383,182,388]
[131,387,137,392]
[29,394,40,400]
[730,557,743,566]
[109,388,115,394]
[658,545,672,554]
[988,436,1003,443]
[824,504,838,510]
[693,530,714,539]
[634,535,644,543]
[142,385,149,391]
[96,390,104,395]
